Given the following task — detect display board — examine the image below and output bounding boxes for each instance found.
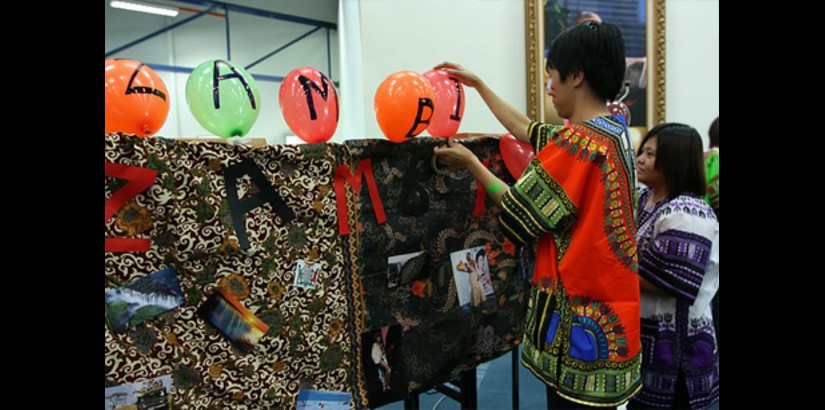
[104,134,531,409]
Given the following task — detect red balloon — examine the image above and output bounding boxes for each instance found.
[374,71,435,143]
[423,69,465,137]
[105,59,170,137]
[607,101,631,126]
[499,133,536,179]
[279,67,339,143]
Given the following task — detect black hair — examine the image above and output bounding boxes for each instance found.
[637,123,707,199]
[546,21,626,102]
[708,117,719,147]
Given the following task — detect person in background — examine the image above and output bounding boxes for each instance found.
[704,116,719,348]
[576,10,602,24]
[433,21,641,409]
[705,117,719,220]
[629,123,719,410]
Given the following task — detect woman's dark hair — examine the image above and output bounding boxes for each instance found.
[546,21,626,102]
[708,117,719,147]
[637,123,707,199]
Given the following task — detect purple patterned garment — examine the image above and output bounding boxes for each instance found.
[632,188,719,410]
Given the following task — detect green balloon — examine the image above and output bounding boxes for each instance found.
[185,60,261,138]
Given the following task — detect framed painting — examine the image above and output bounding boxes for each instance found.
[525,0,666,146]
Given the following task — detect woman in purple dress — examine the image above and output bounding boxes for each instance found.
[629,123,719,410]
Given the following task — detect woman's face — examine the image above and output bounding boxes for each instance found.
[636,137,664,188]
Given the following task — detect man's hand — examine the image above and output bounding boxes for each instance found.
[433,137,479,170]
[433,62,482,89]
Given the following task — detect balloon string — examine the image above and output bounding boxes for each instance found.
[617,81,630,102]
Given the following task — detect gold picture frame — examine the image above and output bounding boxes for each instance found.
[525,0,666,132]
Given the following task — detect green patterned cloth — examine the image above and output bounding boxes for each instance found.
[704,148,719,218]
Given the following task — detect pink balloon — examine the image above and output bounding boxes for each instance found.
[279,67,339,143]
[499,133,536,179]
[423,69,465,137]
[607,101,631,126]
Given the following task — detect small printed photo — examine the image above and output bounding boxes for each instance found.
[104,374,172,410]
[386,251,425,289]
[105,267,185,334]
[197,289,270,352]
[450,245,497,312]
[296,389,352,410]
[294,259,321,290]
[360,325,407,407]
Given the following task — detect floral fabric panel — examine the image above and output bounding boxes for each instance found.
[105,134,364,409]
[342,138,531,406]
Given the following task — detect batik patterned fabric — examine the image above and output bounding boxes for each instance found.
[341,138,529,406]
[104,133,182,259]
[632,188,719,410]
[505,118,642,406]
[105,134,365,409]
[105,133,185,396]
[703,148,719,220]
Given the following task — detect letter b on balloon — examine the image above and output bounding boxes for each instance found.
[279,67,339,144]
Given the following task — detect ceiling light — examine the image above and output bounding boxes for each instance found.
[110,1,179,18]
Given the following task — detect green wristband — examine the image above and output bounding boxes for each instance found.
[485,183,505,194]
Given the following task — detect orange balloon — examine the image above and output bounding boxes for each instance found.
[374,71,435,143]
[105,59,170,137]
